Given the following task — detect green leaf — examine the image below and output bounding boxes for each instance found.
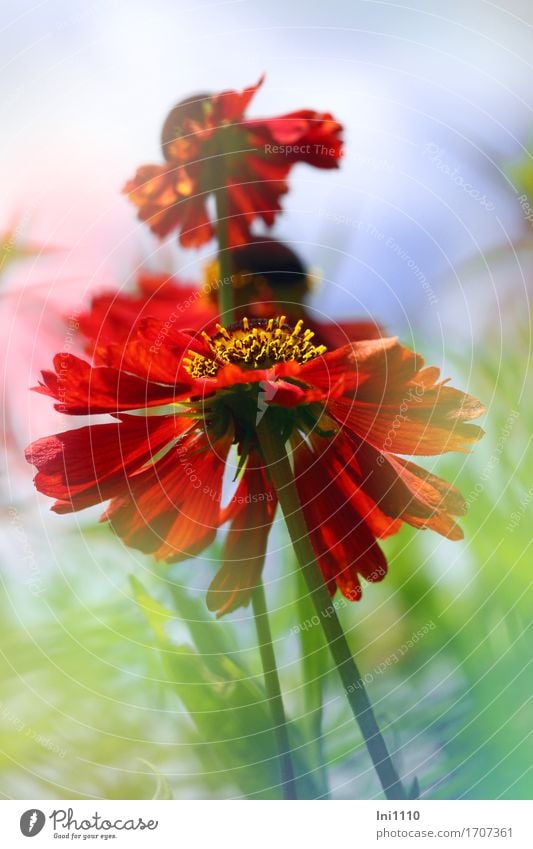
[130,575,174,641]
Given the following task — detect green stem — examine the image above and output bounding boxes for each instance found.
[257,414,408,801]
[213,184,295,799]
[215,189,234,324]
[252,581,298,800]
[295,566,330,798]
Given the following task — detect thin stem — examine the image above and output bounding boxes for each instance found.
[257,415,408,801]
[214,189,234,324]
[213,183,296,799]
[252,581,298,800]
[295,566,330,798]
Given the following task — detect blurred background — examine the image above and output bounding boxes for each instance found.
[0,0,531,799]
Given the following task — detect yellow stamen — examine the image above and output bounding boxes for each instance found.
[183,317,327,378]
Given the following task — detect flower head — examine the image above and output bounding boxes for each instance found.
[26,316,484,615]
[123,77,343,248]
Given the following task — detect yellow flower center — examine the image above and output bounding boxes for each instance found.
[183,316,327,378]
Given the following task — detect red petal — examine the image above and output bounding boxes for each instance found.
[293,440,388,601]
[322,432,466,541]
[177,198,215,248]
[214,75,265,124]
[79,276,217,354]
[26,415,186,513]
[35,353,187,414]
[104,427,233,561]
[207,454,277,616]
[328,340,485,455]
[97,319,210,386]
[284,341,387,399]
[248,109,343,168]
[312,319,383,348]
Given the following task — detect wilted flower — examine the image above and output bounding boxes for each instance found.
[124,77,343,248]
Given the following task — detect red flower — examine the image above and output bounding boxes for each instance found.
[26,316,484,615]
[123,77,343,248]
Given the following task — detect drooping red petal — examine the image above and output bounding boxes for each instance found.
[326,339,485,455]
[384,454,466,539]
[314,433,402,539]
[226,177,288,240]
[104,427,233,562]
[176,197,215,248]
[316,431,466,541]
[207,453,277,616]
[293,439,388,601]
[123,163,214,248]
[123,164,185,236]
[25,414,186,514]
